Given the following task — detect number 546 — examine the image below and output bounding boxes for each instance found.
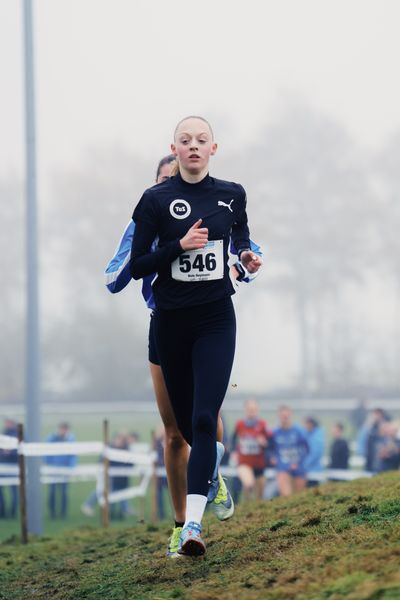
[179,252,216,273]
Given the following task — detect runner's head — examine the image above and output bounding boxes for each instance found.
[57,421,70,437]
[278,405,292,429]
[332,422,344,438]
[171,116,217,177]
[245,399,259,420]
[156,154,177,183]
[304,417,319,432]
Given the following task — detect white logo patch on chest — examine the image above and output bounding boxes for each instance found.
[169,199,191,220]
[218,199,234,212]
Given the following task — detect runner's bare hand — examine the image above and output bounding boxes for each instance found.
[240,250,263,273]
[180,219,208,251]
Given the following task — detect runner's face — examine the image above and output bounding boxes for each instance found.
[171,118,217,174]
[245,401,259,420]
[157,162,173,183]
[332,425,341,438]
[279,409,291,428]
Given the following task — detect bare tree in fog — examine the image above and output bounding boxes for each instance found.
[375,132,400,289]
[374,133,400,387]
[2,109,396,405]
[229,103,373,394]
[41,149,156,402]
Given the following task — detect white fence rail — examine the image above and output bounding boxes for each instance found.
[0,434,373,501]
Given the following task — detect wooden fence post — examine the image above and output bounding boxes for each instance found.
[18,423,28,544]
[101,419,109,528]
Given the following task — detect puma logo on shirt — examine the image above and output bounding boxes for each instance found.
[218,199,234,212]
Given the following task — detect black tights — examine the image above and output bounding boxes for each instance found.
[154,297,236,496]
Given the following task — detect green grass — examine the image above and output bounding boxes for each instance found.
[0,411,168,542]
[0,479,167,542]
[1,473,400,599]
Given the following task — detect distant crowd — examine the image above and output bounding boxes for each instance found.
[1,403,399,521]
[218,402,400,504]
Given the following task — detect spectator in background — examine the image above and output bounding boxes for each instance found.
[303,417,325,487]
[0,418,18,519]
[271,406,309,497]
[350,397,368,433]
[377,421,400,472]
[109,432,133,520]
[357,408,390,472]
[329,422,350,470]
[126,431,140,449]
[45,422,77,519]
[231,399,271,501]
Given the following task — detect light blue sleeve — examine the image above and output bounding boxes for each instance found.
[303,428,325,471]
[67,433,78,467]
[356,425,369,457]
[44,433,55,465]
[104,221,135,293]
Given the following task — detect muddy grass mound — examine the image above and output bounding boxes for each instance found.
[1,472,399,599]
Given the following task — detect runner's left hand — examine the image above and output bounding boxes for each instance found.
[240,251,263,273]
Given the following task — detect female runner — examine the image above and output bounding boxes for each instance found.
[130,116,262,556]
[106,153,261,556]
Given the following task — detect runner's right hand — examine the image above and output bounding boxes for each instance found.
[180,219,208,251]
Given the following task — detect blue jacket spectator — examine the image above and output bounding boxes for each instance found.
[376,421,400,472]
[356,423,369,458]
[357,409,390,472]
[45,422,77,518]
[303,418,325,474]
[0,418,19,518]
[45,424,77,468]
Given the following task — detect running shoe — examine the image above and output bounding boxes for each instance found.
[211,473,235,521]
[166,526,183,558]
[207,441,225,503]
[178,521,206,556]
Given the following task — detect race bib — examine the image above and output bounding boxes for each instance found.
[239,436,261,456]
[172,240,224,282]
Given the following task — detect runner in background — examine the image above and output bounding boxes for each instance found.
[231,399,272,501]
[271,406,309,497]
[105,152,263,556]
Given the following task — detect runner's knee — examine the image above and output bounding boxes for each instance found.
[165,430,187,453]
[192,410,216,438]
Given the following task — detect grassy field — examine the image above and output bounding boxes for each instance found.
[1,472,399,599]
[1,407,398,543]
[0,411,166,542]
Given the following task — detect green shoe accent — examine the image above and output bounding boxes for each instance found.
[214,473,228,503]
[167,526,183,558]
[212,473,235,521]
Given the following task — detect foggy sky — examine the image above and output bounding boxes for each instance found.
[1,0,400,184]
[1,0,400,394]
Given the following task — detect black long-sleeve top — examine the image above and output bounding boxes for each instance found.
[130,172,250,310]
[329,438,349,470]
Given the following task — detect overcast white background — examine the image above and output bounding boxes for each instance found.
[2,1,400,177]
[1,0,399,393]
